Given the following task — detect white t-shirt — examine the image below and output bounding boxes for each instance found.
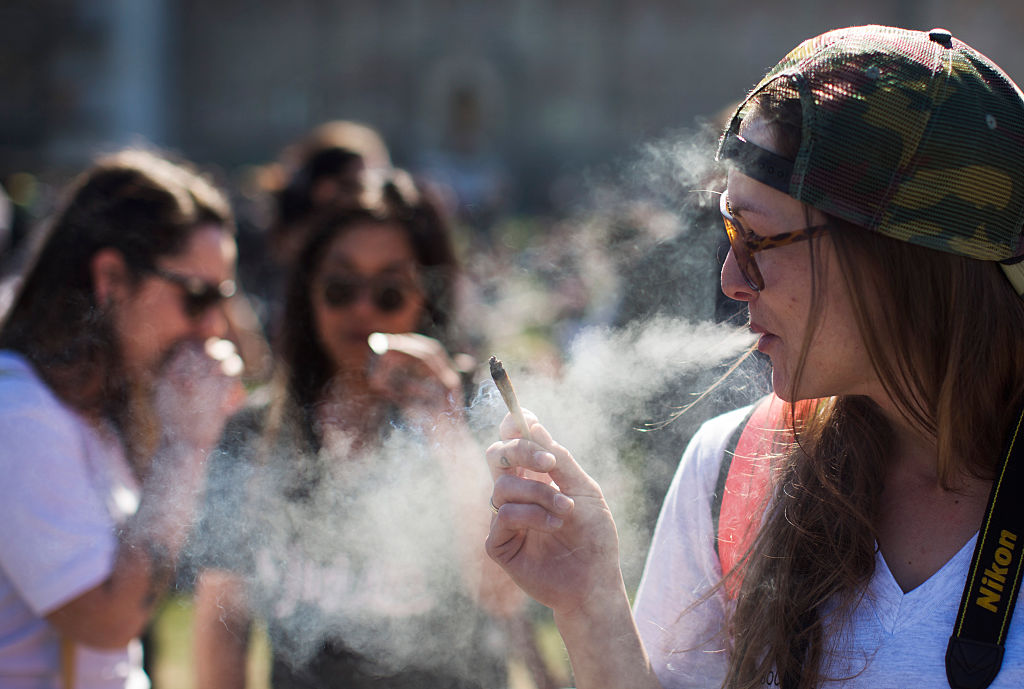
[633,405,1024,688]
[0,351,148,689]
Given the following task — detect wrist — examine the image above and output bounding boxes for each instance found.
[140,540,175,605]
[553,579,656,689]
[553,571,632,632]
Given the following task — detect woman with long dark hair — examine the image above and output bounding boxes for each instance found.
[192,171,517,689]
[0,148,242,689]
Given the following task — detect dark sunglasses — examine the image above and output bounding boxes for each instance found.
[320,275,418,313]
[720,192,830,291]
[147,267,237,318]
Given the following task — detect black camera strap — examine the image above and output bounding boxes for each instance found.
[947,405,1024,689]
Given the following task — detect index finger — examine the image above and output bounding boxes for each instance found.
[519,421,602,498]
[371,333,461,391]
[485,436,555,479]
[489,417,601,499]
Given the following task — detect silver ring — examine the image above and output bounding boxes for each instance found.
[489,497,500,514]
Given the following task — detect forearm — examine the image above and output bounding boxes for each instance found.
[44,535,172,647]
[194,570,251,689]
[483,412,657,685]
[553,579,663,689]
[46,442,206,647]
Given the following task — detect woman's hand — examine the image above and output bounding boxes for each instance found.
[143,338,246,550]
[366,332,464,424]
[154,338,246,453]
[485,411,662,689]
[485,410,623,617]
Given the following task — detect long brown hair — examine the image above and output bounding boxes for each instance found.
[722,91,1024,688]
[0,149,232,463]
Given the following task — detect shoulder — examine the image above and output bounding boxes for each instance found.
[681,403,756,484]
[653,402,759,538]
[651,403,758,553]
[632,406,752,688]
[0,353,122,610]
[203,404,272,502]
[693,404,755,449]
[0,351,84,445]
[0,351,69,413]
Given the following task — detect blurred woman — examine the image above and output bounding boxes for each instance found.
[192,172,517,689]
[0,149,242,689]
[270,120,392,259]
[241,120,393,337]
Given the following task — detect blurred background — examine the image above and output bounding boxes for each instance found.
[3,2,1024,688]
[4,1,1024,224]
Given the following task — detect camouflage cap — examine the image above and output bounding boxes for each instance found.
[716,25,1024,294]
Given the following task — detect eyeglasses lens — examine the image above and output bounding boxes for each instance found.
[323,281,359,309]
[720,195,764,291]
[323,279,408,313]
[150,268,235,319]
[374,286,405,312]
[183,291,219,318]
[182,278,235,318]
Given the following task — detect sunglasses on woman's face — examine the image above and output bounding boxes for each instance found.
[320,275,419,313]
[720,192,831,291]
[147,267,237,318]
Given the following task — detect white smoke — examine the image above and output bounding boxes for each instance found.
[473,316,756,585]
[188,122,769,681]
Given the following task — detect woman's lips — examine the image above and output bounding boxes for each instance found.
[347,329,376,345]
[750,323,778,353]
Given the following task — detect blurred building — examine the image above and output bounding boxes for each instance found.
[3,0,1024,212]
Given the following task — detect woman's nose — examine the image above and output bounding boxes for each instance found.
[196,301,230,340]
[720,247,757,303]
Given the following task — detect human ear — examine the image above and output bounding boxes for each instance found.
[90,248,129,308]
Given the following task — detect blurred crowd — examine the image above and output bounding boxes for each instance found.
[0,117,739,371]
[0,115,757,689]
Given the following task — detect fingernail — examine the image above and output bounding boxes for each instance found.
[534,451,556,470]
[546,514,564,529]
[553,493,573,514]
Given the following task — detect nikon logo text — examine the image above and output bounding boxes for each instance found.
[976,530,1018,613]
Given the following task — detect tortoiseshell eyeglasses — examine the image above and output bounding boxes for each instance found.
[720,192,831,291]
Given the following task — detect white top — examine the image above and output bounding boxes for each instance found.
[0,351,147,689]
[633,405,1024,688]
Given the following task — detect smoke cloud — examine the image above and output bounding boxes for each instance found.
[186,121,769,681]
[470,316,757,584]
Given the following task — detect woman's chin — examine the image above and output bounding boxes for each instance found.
[769,369,800,403]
